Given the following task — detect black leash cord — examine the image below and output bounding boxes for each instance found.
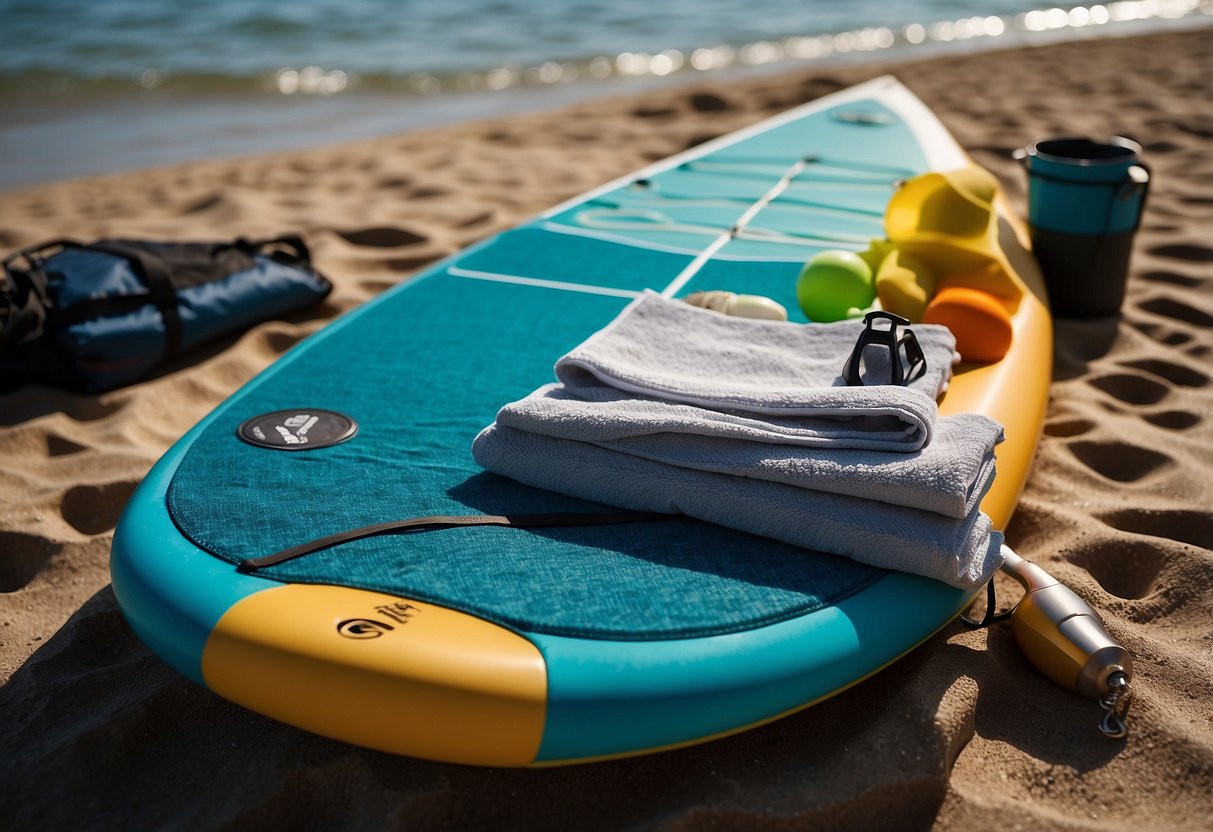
[237,510,671,573]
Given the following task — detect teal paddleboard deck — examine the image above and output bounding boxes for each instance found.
[111,78,1050,766]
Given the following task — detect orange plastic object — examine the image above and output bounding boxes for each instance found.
[922,286,1014,364]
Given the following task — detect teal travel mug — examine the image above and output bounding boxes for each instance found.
[1015,137,1150,318]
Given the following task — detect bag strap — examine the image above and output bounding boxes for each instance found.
[1,238,81,352]
[235,510,672,573]
[88,241,183,357]
[2,238,85,273]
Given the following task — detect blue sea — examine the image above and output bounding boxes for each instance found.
[0,0,1208,187]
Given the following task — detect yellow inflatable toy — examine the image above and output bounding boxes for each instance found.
[883,164,1022,305]
[875,164,1023,362]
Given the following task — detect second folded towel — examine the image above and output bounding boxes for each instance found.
[473,291,1006,590]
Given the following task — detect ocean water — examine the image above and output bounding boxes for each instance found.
[0,0,1208,187]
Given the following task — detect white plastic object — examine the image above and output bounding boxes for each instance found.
[683,291,788,321]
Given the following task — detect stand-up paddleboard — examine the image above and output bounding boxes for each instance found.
[111,77,1051,766]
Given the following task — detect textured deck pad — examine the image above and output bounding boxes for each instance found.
[166,98,934,640]
[167,273,883,640]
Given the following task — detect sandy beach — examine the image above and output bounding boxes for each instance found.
[2,27,1211,831]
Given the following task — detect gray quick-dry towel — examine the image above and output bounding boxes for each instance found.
[473,290,1007,589]
[555,290,961,453]
[494,384,1003,519]
[473,424,1004,590]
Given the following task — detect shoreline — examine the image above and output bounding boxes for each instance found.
[2,13,1209,190]
[2,27,1212,832]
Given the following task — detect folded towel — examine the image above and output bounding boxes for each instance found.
[494,385,1002,519]
[473,291,1006,589]
[555,291,960,453]
[473,424,1003,589]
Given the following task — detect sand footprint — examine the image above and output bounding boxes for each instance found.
[1178,194,1213,209]
[1140,270,1206,289]
[1147,241,1213,262]
[1117,358,1210,388]
[262,329,310,355]
[1137,296,1213,329]
[46,433,89,456]
[0,532,62,592]
[60,481,139,536]
[1087,372,1170,406]
[687,92,736,113]
[1042,417,1095,438]
[335,226,428,248]
[1066,537,1169,600]
[1066,440,1173,483]
[1097,508,1213,551]
[1142,410,1202,430]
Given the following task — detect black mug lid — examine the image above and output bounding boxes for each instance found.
[1025,136,1141,166]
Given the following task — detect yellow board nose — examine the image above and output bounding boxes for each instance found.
[202,584,548,765]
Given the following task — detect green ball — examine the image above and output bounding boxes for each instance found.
[796,250,876,322]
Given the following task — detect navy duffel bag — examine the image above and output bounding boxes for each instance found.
[1,235,332,392]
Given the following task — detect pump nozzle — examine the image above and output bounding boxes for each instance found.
[1000,544,1132,701]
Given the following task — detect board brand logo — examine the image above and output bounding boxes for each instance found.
[336,618,394,639]
[237,409,358,451]
[274,413,320,446]
[335,603,418,639]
